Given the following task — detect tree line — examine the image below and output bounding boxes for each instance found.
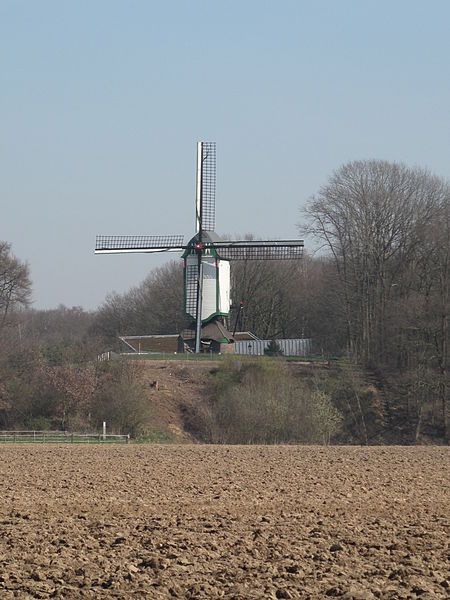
[0,159,448,441]
[304,161,449,440]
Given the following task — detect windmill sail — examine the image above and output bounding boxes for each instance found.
[211,240,304,261]
[95,235,184,254]
[196,141,216,234]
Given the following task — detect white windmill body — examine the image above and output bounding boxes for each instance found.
[183,232,231,323]
[95,141,304,353]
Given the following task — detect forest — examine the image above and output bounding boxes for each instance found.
[1,159,448,442]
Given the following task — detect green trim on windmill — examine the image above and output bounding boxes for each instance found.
[183,261,187,317]
[181,232,221,259]
[201,310,229,325]
[216,259,220,313]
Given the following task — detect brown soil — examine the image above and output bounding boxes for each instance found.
[136,360,215,442]
[0,445,448,599]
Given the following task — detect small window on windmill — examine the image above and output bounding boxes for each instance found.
[202,258,216,279]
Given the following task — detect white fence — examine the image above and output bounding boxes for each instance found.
[97,339,313,360]
[234,338,312,356]
[97,351,121,362]
[0,431,130,444]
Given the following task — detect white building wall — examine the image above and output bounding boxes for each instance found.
[201,257,217,321]
[218,260,231,315]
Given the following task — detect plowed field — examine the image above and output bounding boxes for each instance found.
[0,445,448,599]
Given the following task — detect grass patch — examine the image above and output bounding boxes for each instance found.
[134,428,177,443]
[126,352,328,362]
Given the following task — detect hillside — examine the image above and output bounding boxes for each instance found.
[135,359,216,442]
[134,358,397,445]
[132,356,450,445]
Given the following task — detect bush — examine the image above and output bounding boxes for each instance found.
[24,416,54,431]
[310,390,343,445]
[90,361,152,437]
[205,358,342,444]
[264,339,284,357]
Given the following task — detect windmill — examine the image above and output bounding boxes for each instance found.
[95,142,304,353]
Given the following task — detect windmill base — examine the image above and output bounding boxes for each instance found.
[179,319,235,354]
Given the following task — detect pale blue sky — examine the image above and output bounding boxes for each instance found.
[1,1,449,309]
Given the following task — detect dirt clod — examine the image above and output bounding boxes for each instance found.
[330,543,344,552]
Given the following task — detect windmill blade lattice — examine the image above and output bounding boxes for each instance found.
[198,142,216,232]
[212,240,304,261]
[185,263,199,315]
[95,235,185,253]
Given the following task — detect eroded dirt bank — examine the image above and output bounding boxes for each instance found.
[0,445,448,599]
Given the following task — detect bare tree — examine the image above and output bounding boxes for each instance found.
[303,161,450,440]
[92,260,187,342]
[230,258,306,339]
[411,198,450,438]
[0,241,31,334]
[303,161,446,365]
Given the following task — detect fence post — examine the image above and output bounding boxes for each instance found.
[127,434,130,444]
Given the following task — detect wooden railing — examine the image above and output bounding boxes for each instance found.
[0,431,130,443]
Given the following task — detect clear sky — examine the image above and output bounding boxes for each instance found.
[2,1,449,310]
